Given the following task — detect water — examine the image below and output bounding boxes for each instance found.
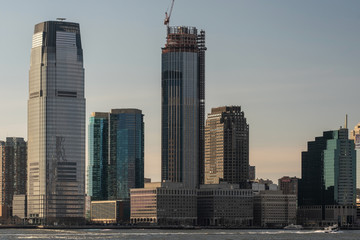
[0,229,358,240]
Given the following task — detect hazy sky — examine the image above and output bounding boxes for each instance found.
[1,0,359,183]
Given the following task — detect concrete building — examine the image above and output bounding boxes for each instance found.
[90,200,129,224]
[299,126,356,226]
[204,106,249,188]
[130,182,197,225]
[0,138,27,220]
[249,166,255,181]
[350,121,360,222]
[12,195,27,221]
[27,20,85,224]
[253,190,297,227]
[278,176,299,195]
[161,26,206,188]
[197,183,253,226]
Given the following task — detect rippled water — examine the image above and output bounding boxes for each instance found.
[0,229,358,240]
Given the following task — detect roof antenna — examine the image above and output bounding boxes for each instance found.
[345,114,348,129]
[56,18,66,21]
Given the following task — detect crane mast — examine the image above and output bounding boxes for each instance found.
[164,0,175,27]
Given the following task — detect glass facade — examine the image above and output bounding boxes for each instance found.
[299,128,356,206]
[88,112,109,200]
[27,21,85,224]
[161,26,206,188]
[108,109,144,200]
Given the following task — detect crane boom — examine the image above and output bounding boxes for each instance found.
[164,0,175,26]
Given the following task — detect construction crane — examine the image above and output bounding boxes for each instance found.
[164,0,175,27]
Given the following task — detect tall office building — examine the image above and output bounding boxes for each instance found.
[27,21,85,224]
[87,109,144,201]
[298,127,356,225]
[108,109,144,200]
[204,106,249,188]
[88,112,109,200]
[0,138,27,219]
[161,26,206,188]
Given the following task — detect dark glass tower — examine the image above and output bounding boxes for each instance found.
[161,26,206,188]
[108,109,144,200]
[28,21,85,224]
[204,106,249,188]
[88,112,109,200]
[299,127,356,224]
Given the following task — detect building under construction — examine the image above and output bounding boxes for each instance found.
[161,25,207,188]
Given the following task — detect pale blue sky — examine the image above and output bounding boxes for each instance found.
[0,0,359,182]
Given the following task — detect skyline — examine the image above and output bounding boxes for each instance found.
[1,0,360,183]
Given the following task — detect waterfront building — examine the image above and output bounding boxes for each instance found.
[197,183,253,226]
[88,112,109,200]
[350,122,360,222]
[0,138,27,220]
[108,109,144,200]
[278,176,299,195]
[298,126,356,226]
[253,190,296,227]
[204,106,249,188]
[27,21,85,224]
[130,182,197,225]
[161,26,206,188]
[90,200,129,224]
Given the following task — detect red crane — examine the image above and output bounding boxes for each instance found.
[164,0,175,27]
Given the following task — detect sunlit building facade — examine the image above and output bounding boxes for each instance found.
[27,21,85,224]
[204,106,249,188]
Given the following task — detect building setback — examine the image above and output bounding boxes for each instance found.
[0,138,27,220]
[87,109,144,201]
[161,26,206,188]
[27,21,85,224]
[204,106,249,188]
[298,127,356,226]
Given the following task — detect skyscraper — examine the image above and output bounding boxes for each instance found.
[108,109,144,200]
[0,138,27,219]
[87,109,144,201]
[88,112,109,200]
[204,106,249,188]
[298,127,356,225]
[27,21,85,224]
[350,123,360,192]
[161,26,206,188]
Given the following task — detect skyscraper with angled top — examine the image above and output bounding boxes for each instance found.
[27,20,85,225]
[161,26,206,188]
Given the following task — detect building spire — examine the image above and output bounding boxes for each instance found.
[345,114,348,129]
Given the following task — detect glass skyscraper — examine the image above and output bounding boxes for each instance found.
[108,109,144,200]
[88,112,109,200]
[27,21,85,224]
[87,109,144,201]
[298,127,356,225]
[161,26,206,188]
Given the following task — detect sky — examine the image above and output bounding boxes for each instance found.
[0,0,360,183]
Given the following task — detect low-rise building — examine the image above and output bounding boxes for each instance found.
[130,182,197,225]
[90,200,129,224]
[253,190,296,227]
[197,183,253,226]
[278,176,299,195]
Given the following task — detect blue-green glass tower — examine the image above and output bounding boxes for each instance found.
[299,127,356,208]
[88,112,109,200]
[108,109,144,200]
